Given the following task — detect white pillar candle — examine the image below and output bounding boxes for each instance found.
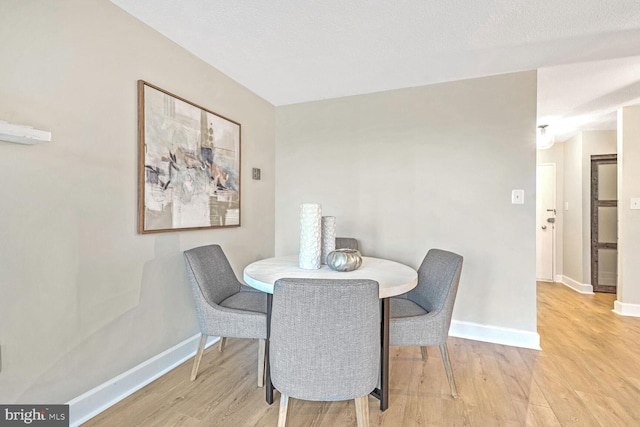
[321,216,336,264]
[299,203,322,269]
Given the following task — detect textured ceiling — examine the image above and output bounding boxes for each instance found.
[539,55,640,141]
[110,0,640,140]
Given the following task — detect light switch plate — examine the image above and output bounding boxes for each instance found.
[511,189,525,204]
[631,198,640,210]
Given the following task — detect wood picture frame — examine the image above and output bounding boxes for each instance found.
[137,80,241,233]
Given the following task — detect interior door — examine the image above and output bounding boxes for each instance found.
[536,164,556,281]
[591,154,617,293]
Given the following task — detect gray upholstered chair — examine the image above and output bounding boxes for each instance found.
[335,237,359,251]
[270,279,380,427]
[389,249,463,398]
[184,244,267,386]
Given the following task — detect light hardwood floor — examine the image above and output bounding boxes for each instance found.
[83,282,640,426]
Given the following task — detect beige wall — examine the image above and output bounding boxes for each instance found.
[276,71,538,333]
[617,106,640,307]
[0,0,276,403]
[561,131,617,285]
[562,134,584,281]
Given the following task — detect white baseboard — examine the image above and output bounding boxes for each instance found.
[613,300,640,317]
[67,333,218,427]
[449,320,541,350]
[554,274,563,283]
[560,275,594,294]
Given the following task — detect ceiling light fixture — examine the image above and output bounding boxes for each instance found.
[537,125,554,150]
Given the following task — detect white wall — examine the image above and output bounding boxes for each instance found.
[0,0,275,403]
[617,106,640,314]
[276,71,538,335]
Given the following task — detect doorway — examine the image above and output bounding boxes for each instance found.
[591,154,618,293]
[536,163,556,281]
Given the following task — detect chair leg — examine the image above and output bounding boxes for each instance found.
[439,343,458,398]
[190,334,208,381]
[420,346,428,361]
[258,339,266,387]
[218,337,227,352]
[354,395,370,427]
[277,394,289,427]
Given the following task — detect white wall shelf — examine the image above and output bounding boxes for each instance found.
[0,120,51,145]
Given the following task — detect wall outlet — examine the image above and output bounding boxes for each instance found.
[252,168,261,180]
[511,189,525,204]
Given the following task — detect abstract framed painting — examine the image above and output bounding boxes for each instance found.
[137,80,241,233]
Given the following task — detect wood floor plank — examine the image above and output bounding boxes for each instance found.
[142,411,202,427]
[515,403,562,427]
[82,281,640,426]
[528,350,601,426]
[576,391,640,426]
[499,347,549,408]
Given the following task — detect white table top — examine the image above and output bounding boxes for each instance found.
[243,255,418,299]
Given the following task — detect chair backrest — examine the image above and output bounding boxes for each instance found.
[335,237,359,251]
[406,249,463,326]
[270,278,380,401]
[183,244,242,307]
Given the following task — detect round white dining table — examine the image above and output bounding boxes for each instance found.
[243,255,418,298]
[243,255,418,411]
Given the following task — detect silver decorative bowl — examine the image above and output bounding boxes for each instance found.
[326,249,363,272]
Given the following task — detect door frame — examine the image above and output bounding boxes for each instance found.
[590,154,617,293]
